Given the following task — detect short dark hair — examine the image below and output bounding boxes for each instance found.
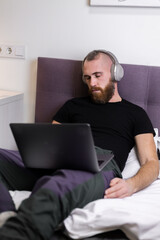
[82,50,103,67]
[82,49,115,67]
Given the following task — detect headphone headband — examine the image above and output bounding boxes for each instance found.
[96,50,124,81]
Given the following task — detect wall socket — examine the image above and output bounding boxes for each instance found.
[0,45,25,59]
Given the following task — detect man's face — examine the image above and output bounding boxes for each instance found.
[83,54,115,104]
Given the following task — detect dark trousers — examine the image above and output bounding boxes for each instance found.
[0,148,121,240]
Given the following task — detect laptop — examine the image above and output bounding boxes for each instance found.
[10,123,114,173]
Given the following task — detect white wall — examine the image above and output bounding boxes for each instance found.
[0,0,160,122]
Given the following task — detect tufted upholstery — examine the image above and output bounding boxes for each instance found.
[35,57,160,133]
[35,57,87,123]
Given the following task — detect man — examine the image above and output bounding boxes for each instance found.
[82,50,159,198]
[0,50,159,240]
[54,50,159,198]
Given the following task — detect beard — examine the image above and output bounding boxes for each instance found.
[89,80,115,104]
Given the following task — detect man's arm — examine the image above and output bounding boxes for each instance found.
[104,133,159,198]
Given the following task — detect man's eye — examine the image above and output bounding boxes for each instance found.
[84,76,90,81]
[95,75,101,78]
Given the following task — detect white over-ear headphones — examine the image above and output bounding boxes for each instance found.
[97,50,124,82]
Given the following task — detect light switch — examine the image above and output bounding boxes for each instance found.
[15,46,25,58]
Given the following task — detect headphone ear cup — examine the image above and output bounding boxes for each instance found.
[110,64,116,81]
[103,50,124,81]
[114,64,124,81]
[110,63,124,81]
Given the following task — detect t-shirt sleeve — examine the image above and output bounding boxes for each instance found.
[133,108,155,137]
[52,101,72,123]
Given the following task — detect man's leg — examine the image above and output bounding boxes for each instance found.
[0,183,15,213]
[0,159,121,240]
[0,149,44,213]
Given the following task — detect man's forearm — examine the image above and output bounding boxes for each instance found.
[104,159,159,199]
[126,159,159,194]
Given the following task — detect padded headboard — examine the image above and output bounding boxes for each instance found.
[35,57,160,132]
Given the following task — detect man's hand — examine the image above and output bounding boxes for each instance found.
[104,178,134,199]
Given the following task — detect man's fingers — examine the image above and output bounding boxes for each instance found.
[104,186,126,198]
[109,177,121,186]
[104,178,130,198]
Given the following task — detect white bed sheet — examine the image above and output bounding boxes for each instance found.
[64,179,160,240]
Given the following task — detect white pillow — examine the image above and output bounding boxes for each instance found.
[122,147,140,179]
[154,128,159,150]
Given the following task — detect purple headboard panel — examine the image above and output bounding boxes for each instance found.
[35,57,160,132]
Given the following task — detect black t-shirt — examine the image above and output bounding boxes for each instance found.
[53,97,155,171]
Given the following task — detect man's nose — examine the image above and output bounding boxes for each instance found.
[90,76,97,87]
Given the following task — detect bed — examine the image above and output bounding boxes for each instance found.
[2,57,160,240]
